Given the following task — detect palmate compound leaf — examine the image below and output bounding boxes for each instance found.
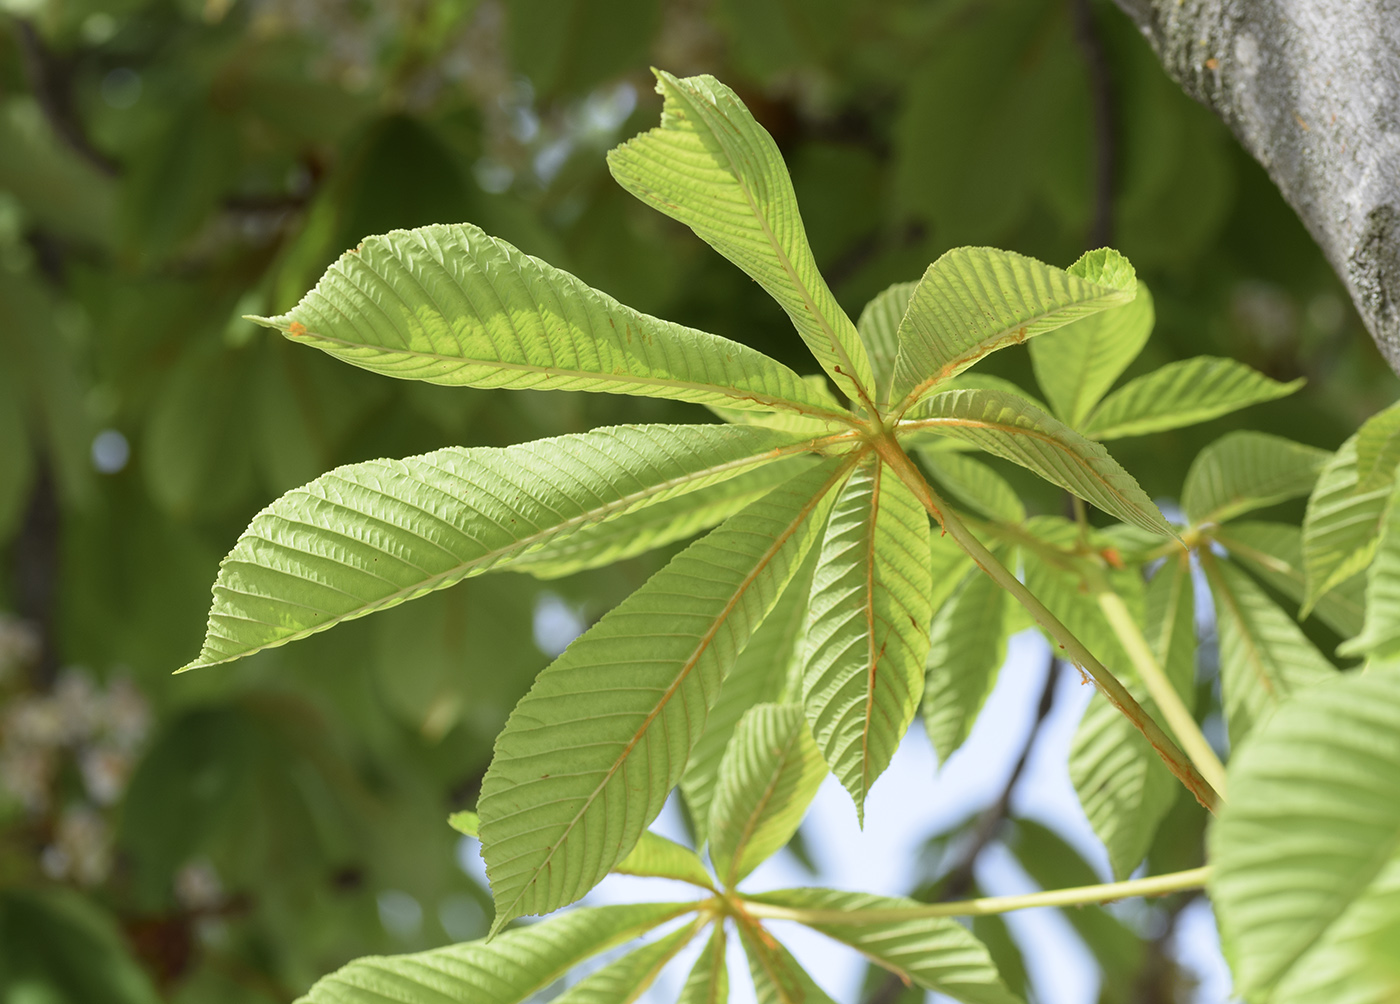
[1339,478,1400,659]
[1070,552,1195,879]
[1212,521,1366,640]
[477,459,850,932]
[856,280,918,406]
[1303,428,1400,611]
[747,889,1023,1004]
[1209,664,1400,1001]
[1029,280,1154,428]
[250,222,850,426]
[1201,553,1336,746]
[1181,431,1330,527]
[707,703,826,888]
[296,901,693,1004]
[1079,357,1302,442]
[899,388,1175,537]
[888,246,1137,411]
[182,424,819,670]
[451,811,713,889]
[680,545,815,844]
[800,454,933,816]
[922,558,1009,764]
[607,71,875,406]
[678,925,728,1004]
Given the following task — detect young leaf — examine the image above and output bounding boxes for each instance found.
[922,564,1008,764]
[708,703,827,887]
[857,280,918,405]
[1201,553,1336,745]
[801,456,933,815]
[889,246,1136,409]
[1029,282,1154,428]
[1181,431,1330,527]
[610,832,715,889]
[1303,432,1397,609]
[552,923,699,1004]
[1338,479,1400,658]
[182,424,811,670]
[918,449,1027,523]
[1355,400,1400,489]
[748,888,1023,1004]
[607,72,874,405]
[1209,665,1400,1000]
[901,388,1174,537]
[681,549,815,844]
[738,924,838,1004]
[477,459,848,932]
[1212,521,1366,639]
[707,375,849,437]
[512,457,814,580]
[253,223,848,423]
[298,901,694,1004]
[1079,357,1302,441]
[678,926,728,1004]
[1070,553,1195,880]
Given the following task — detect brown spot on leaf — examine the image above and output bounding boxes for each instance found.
[288,321,307,337]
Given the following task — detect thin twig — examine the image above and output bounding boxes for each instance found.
[14,20,119,176]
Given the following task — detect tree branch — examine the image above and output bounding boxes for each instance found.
[1110,0,1400,373]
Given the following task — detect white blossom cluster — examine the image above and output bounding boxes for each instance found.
[0,648,151,887]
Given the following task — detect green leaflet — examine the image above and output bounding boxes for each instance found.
[477,459,848,932]
[1209,665,1400,1000]
[610,832,714,889]
[902,388,1174,537]
[919,449,1027,523]
[800,455,933,816]
[1213,521,1366,639]
[296,901,692,1004]
[748,888,1023,1004]
[681,547,815,844]
[707,703,827,887]
[512,457,815,580]
[450,811,713,890]
[1181,431,1330,527]
[889,246,1136,409]
[607,72,874,405]
[1355,400,1400,490]
[1029,281,1153,428]
[1339,479,1400,658]
[182,424,809,670]
[856,280,918,406]
[253,223,848,423]
[1080,357,1302,441]
[738,924,837,1004]
[678,926,728,1004]
[1202,553,1337,745]
[1268,858,1400,1004]
[707,375,849,438]
[922,564,1008,764]
[552,923,699,1004]
[1069,553,1194,880]
[1304,432,1398,610]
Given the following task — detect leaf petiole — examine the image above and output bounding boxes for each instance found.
[741,866,1210,924]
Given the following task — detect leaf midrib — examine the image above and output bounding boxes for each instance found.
[190,434,849,668]
[270,321,858,427]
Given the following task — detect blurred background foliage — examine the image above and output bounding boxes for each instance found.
[0,0,1395,1001]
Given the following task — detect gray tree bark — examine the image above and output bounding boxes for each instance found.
[1112,0,1400,372]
